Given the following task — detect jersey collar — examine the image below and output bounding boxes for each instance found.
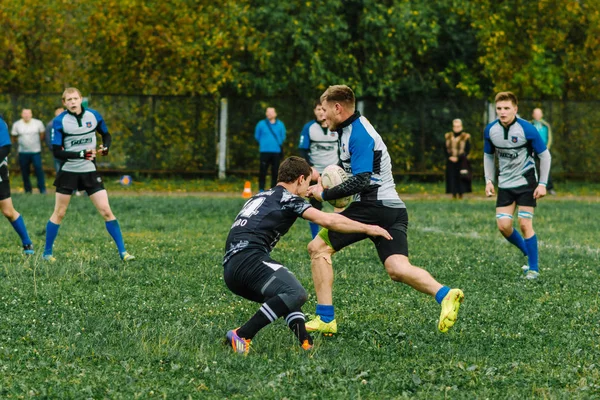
[335,110,361,134]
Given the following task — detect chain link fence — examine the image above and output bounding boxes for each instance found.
[1,93,598,180]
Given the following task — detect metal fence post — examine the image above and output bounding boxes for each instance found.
[218,98,228,180]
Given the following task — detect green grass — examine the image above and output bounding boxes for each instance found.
[11,174,600,197]
[0,193,599,398]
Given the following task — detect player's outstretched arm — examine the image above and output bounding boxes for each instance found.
[302,207,392,240]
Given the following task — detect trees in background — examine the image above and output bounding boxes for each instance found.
[1,0,598,101]
[1,0,599,176]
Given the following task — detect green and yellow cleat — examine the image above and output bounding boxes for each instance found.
[42,254,56,263]
[306,316,337,336]
[121,252,136,262]
[438,288,464,333]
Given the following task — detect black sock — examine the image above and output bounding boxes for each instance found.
[285,311,312,345]
[238,296,290,340]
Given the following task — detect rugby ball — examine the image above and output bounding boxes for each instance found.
[321,165,352,208]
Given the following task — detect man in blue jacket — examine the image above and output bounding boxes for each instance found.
[255,107,286,192]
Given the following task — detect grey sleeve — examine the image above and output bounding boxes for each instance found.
[537,149,551,185]
[483,153,496,184]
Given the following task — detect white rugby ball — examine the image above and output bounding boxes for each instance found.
[321,165,352,208]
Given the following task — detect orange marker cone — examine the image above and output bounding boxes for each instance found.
[242,181,252,198]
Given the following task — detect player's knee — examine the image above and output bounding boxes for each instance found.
[1,207,14,219]
[307,238,328,257]
[281,286,308,310]
[98,208,115,220]
[384,255,411,282]
[53,208,67,222]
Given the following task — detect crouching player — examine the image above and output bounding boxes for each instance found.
[223,156,392,355]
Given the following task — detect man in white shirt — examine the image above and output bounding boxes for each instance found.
[11,108,46,194]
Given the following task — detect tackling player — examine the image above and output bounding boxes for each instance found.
[298,100,340,238]
[306,85,464,335]
[223,156,392,355]
[42,87,135,262]
[0,115,34,255]
[484,92,551,280]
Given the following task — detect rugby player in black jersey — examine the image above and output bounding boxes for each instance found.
[223,156,391,354]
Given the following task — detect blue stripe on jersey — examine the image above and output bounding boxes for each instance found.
[0,118,10,146]
[298,121,312,149]
[520,117,547,155]
[348,121,374,174]
[88,109,108,135]
[52,111,68,146]
[483,120,496,154]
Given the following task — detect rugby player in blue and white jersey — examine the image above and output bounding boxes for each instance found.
[484,91,551,280]
[306,85,464,335]
[0,115,34,255]
[42,87,134,262]
[298,100,340,238]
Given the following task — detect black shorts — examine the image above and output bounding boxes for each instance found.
[54,170,105,196]
[0,165,10,201]
[319,202,409,263]
[223,250,305,304]
[496,170,538,208]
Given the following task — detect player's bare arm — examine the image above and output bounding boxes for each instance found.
[302,207,392,240]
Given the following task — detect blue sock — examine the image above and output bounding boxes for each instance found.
[316,304,335,323]
[309,222,320,239]
[505,229,528,257]
[10,215,32,246]
[525,235,539,272]
[105,219,126,255]
[435,286,451,304]
[44,221,60,256]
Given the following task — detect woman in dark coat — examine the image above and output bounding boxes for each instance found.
[445,119,472,199]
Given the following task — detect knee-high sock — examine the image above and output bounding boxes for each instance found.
[10,215,32,246]
[105,219,126,255]
[44,221,60,255]
[238,296,289,340]
[525,235,539,272]
[285,310,312,345]
[505,229,528,257]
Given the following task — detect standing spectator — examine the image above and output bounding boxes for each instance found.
[45,106,65,173]
[298,100,340,238]
[445,119,472,199]
[531,108,555,195]
[0,115,35,255]
[11,108,47,194]
[255,107,286,192]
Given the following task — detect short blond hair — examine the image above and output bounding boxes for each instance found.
[62,87,82,100]
[320,85,355,110]
[495,91,518,106]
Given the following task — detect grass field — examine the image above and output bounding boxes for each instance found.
[0,190,598,398]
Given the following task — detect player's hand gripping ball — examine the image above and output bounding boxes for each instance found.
[120,175,132,186]
[321,165,352,208]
